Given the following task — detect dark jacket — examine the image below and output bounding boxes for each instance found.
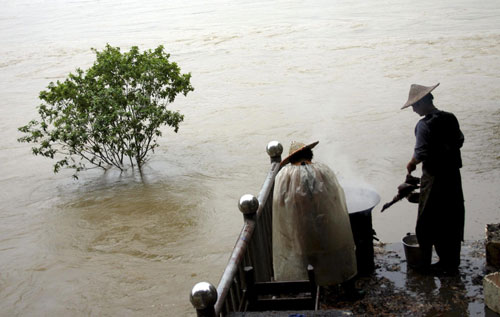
[414,110,464,175]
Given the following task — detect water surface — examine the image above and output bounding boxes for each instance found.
[1,0,499,315]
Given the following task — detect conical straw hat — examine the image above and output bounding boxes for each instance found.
[280,141,319,166]
[401,83,439,109]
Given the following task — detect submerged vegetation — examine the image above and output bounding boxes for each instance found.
[18,44,193,178]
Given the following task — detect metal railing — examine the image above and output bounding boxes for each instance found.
[190,141,283,317]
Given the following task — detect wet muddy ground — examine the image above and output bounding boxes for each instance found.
[320,240,500,316]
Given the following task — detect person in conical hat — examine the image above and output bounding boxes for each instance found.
[272,140,358,287]
[401,83,465,275]
[279,140,319,166]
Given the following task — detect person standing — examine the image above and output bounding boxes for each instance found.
[402,83,465,274]
[272,141,357,286]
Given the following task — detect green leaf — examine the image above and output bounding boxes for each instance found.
[17,44,193,178]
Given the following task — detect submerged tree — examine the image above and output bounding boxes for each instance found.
[18,44,193,178]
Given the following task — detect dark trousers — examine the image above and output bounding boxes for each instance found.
[417,168,464,270]
[420,238,461,269]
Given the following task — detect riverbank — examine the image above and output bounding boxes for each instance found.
[320,240,499,316]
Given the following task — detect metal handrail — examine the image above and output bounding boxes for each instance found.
[215,160,280,315]
[190,141,283,317]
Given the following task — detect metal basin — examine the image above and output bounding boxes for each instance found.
[343,186,381,215]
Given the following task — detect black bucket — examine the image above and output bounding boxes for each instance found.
[343,186,380,276]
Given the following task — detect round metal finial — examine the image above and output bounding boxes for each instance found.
[266,141,283,158]
[238,194,259,215]
[190,282,217,310]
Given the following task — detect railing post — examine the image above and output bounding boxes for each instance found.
[202,141,283,315]
[244,266,256,311]
[190,282,218,317]
[266,140,283,164]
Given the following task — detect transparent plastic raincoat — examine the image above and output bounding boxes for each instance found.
[272,162,357,286]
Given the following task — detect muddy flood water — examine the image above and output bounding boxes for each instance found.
[1,0,499,315]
